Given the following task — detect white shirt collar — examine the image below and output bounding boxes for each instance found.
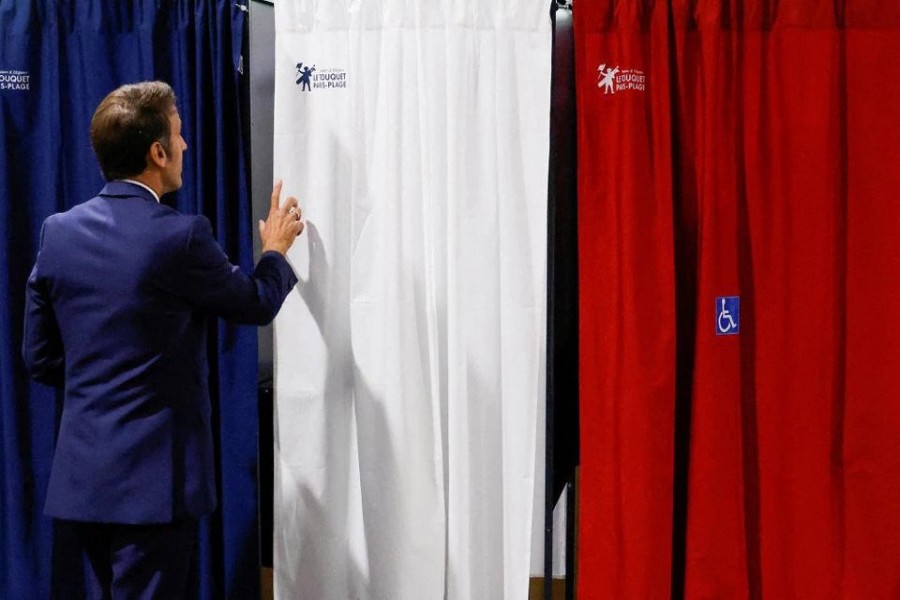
[120,179,161,203]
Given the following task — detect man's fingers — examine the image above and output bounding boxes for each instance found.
[270,180,283,211]
[281,196,299,213]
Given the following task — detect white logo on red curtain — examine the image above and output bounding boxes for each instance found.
[597,63,646,95]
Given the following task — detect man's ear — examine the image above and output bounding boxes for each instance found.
[147,141,168,168]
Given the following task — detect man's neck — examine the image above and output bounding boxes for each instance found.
[121,176,162,203]
[126,173,164,200]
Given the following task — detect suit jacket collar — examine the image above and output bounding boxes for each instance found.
[99,180,159,204]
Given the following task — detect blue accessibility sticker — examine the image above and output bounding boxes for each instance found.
[715,296,740,336]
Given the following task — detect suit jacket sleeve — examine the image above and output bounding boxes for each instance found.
[22,219,65,387]
[175,215,298,325]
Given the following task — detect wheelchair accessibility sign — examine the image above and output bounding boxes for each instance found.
[716,296,740,336]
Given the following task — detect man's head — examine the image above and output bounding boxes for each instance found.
[90,81,187,194]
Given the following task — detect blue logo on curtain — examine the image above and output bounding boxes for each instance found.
[295,62,316,91]
[295,60,347,92]
[716,296,740,335]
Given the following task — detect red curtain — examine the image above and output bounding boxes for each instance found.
[576,1,900,597]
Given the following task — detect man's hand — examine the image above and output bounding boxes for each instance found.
[259,180,304,256]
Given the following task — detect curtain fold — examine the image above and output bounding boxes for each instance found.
[577,0,900,597]
[0,2,257,597]
[272,1,550,598]
[576,2,677,597]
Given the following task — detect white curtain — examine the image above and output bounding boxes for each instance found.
[272,1,550,598]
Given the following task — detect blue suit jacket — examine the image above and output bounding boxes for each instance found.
[22,181,298,523]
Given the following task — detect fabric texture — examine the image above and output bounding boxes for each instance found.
[576,3,677,597]
[576,1,900,597]
[272,1,551,598]
[0,2,261,598]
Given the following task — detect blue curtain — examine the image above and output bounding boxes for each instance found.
[0,1,259,597]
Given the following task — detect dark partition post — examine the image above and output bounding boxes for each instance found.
[545,2,579,599]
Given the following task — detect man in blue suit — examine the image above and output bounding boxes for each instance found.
[22,81,303,599]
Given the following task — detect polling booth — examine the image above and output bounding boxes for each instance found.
[0,1,259,598]
[3,0,900,599]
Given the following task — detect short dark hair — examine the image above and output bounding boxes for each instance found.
[90,81,176,181]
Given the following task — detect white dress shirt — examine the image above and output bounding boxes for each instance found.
[121,179,160,203]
